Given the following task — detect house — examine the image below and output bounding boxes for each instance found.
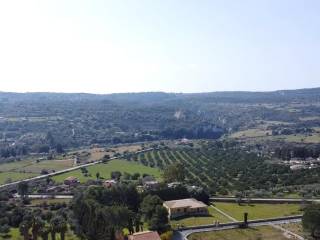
[103,179,117,188]
[143,180,159,190]
[167,182,181,188]
[128,231,161,240]
[64,176,79,186]
[163,198,208,219]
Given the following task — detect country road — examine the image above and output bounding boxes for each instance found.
[0,148,154,190]
[173,216,302,240]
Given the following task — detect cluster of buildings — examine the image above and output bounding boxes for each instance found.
[286,157,320,170]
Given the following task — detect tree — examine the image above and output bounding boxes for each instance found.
[39,226,50,240]
[111,171,122,180]
[302,204,320,239]
[19,221,31,240]
[96,172,100,180]
[31,216,45,240]
[162,163,185,183]
[17,182,29,200]
[50,216,61,240]
[149,205,169,233]
[140,195,163,221]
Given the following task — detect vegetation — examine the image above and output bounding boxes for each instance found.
[302,204,320,239]
[127,144,320,195]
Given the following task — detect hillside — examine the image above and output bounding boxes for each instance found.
[0,88,320,160]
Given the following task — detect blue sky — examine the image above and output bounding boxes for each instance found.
[0,0,319,93]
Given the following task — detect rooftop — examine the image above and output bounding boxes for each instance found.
[128,231,161,240]
[163,198,207,209]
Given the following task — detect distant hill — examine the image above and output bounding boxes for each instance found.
[0,87,319,158]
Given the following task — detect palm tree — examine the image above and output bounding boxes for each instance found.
[19,221,31,240]
[31,216,45,240]
[57,219,68,240]
[50,217,59,240]
[39,226,50,240]
[50,216,68,240]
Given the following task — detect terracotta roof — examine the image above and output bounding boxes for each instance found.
[128,231,161,240]
[163,198,207,209]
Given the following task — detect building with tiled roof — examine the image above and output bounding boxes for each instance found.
[128,231,161,240]
[163,198,208,219]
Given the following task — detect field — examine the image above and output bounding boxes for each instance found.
[0,172,38,185]
[230,128,272,138]
[0,158,74,184]
[213,203,302,221]
[52,159,162,183]
[188,226,289,240]
[170,207,230,228]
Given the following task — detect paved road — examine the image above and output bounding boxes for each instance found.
[0,148,154,190]
[173,216,302,240]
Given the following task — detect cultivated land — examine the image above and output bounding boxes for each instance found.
[213,203,302,221]
[0,172,38,185]
[188,226,290,240]
[52,159,162,183]
[170,207,231,228]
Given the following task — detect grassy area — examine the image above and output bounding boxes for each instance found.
[230,128,272,139]
[170,207,230,228]
[53,159,162,183]
[0,228,78,240]
[188,226,289,240]
[0,172,37,185]
[213,203,302,221]
[21,159,74,173]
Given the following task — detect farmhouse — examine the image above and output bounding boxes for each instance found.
[163,198,208,219]
[64,176,79,186]
[128,231,161,240]
[103,179,117,188]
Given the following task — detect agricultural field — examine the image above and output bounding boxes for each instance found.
[188,226,290,240]
[230,128,272,139]
[213,203,302,221]
[126,147,320,195]
[0,172,37,185]
[170,206,230,228]
[52,159,162,183]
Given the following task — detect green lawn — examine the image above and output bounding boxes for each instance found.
[0,172,38,185]
[53,159,162,183]
[171,207,230,228]
[188,226,289,240]
[213,203,302,221]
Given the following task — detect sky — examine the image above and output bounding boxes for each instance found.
[0,0,319,94]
